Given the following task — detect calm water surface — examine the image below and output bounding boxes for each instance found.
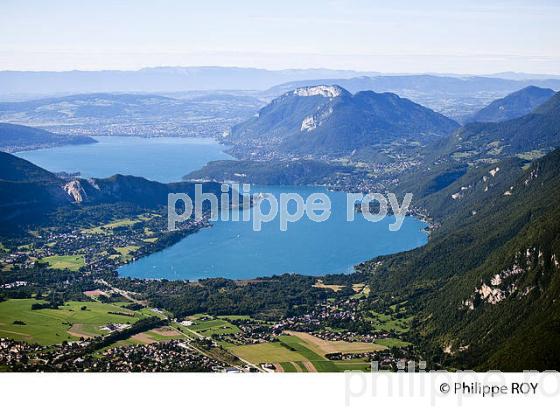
[16,136,428,279]
[16,136,232,182]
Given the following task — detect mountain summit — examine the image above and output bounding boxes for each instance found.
[468,86,556,123]
[438,91,560,163]
[226,85,459,159]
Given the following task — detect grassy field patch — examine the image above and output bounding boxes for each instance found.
[115,246,141,262]
[284,331,386,354]
[228,342,307,364]
[279,361,297,372]
[189,319,240,336]
[366,310,413,334]
[82,215,154,235]
[376,338,411,348]
[0,299,156,345]
[312,280,345,292]
[38,255,84,271]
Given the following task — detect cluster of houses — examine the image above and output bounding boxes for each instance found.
[273,299,361,333]
[0,338,92,371]
[0,281,28,289]
[94,340,229,372]
[0,250,35,271]
[0,337,231,372]
[211,320,278,346]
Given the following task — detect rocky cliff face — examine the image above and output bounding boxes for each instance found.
[227,85,459,159]
[63,180,87,203]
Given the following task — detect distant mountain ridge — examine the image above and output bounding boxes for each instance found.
[266,75,560,97]
[2,69,560,123]
[227,85,459,159]
[468,86,555,123]
[436,91,560,163]
[0,67,377,98]
[0,123,96,153]
[265,75,560,122]
[0,93,263,138]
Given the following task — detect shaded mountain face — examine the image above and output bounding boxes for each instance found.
[366,148,560,370]
[0,123,96,153]
[227,85,459,159]
[0,152,74,228]
[0,152,225,233]
[468,86,555,123]
[0,150,60,184]
[434,91,560,163]
[184,159,362,185]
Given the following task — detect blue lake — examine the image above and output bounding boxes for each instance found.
[17,136,233,182]
[16,136,428,280]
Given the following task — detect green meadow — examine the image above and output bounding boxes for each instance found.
[0,299,155,345]
[38,255,85,271]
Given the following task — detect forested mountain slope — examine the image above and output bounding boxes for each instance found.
[362,149,560,370]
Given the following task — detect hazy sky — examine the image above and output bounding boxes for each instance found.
[1,0,559,74]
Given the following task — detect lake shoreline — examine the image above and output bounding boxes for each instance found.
[14,136,429,282]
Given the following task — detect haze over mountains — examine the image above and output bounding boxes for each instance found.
[0,93,263,138]
[468,86,556,123]
[2,67,560,124]
[0,67,376,99]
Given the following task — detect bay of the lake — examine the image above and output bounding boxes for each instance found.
[16,136,232,182]
[16,136,428,280]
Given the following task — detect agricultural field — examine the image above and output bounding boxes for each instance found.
[375,338,411,348]
[187,318,240,336]
[312,280,345,292]
[129,326,186,344]
[38,254,85,271]
[351,283,370,299]
[311,281,371,298]
[277,335,339,372]
[276,361,315,372]
[0,298,156,345]
[330,360,371,372]
[227,332,374,372]
[173,323,203,339]
[82,218,137,235]
[81,214,157,235]
[228,341,307,364]
[284,331,386,355]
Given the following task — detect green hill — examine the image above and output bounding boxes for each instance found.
[0,123,96,152]
[468,86,555,123]
[434,91,560,163]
